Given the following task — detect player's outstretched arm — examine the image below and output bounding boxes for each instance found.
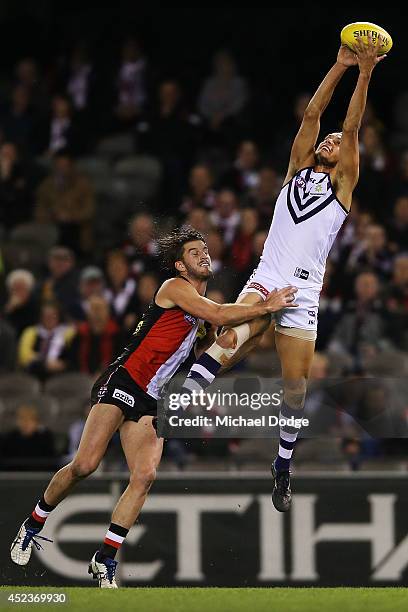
[284,46,356,184]
[158,278,297,327]
[334,34,386,210]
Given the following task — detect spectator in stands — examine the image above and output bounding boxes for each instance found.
[35,150,95,254]
[387,196,408,251]
[220,140,260,195]
[135,272,159,313]
[14,58,47,113]
[345,223,393,281]
[122,212,158,278]
[303,352,339,435]
[0,316,17,372]
[18,301,74,380]
[137,79,198,208]
[209,189,241,246]
[242,166,280,228]
[70,265,105,322]
[0,142,33,232]
[41,246,79,313]
[230,208,259,292]
[230,208,259,271]
[0,405,56,471]
[40,95,83,156]
[4,269,38,337]
[385,254,408,350]
[58,43,98,149]
[355,124,389,219]
[198,49,248,143]
[115,37,147,128]
[328,271,391,366]
[0,85,35,155]
[252,230,267,261]
[180,165,216,214]
[205,230,225,275]
[272,92,311,173]
[64,43,95,113]
[105,250,139,332]
[183,207,213,236]
[316,261,343,351]
[68,295,122,376]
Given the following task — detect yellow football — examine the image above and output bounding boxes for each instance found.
[340,22,393,55]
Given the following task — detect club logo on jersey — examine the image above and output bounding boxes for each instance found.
[294,267,309,280]
[295,177,306,189]
[97,385,108,399]
[113,388,135,407]
[184,313,197,326]
[309,183,327,196]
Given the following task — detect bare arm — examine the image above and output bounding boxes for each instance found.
[284,47,357,184]
[157,278,297,327]
[334,35,386,210]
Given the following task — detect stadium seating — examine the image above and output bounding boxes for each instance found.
[10,223,58,252]
[44,372,94,401]
[96,133,135,159]
[0,373,41,399]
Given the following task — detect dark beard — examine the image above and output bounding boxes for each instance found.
[184,265,213,281]
[314,152,337,169]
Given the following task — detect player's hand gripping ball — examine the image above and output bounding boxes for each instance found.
[341,22,392,55]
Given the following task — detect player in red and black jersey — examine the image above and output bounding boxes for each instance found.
[11,227,297,587]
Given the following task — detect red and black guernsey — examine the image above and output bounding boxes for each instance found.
[112,289,201,399]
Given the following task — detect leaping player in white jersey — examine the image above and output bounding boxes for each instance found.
[179,35,386,510]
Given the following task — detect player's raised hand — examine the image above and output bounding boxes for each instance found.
[353,33,387,75]
[337,45,358,68]
[264,286,298,312]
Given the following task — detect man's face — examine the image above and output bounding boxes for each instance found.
[216,190,236,218]
[178,240,212,280]
[315,133,342,167]
[48,253,73,277]
[41,306,59,330]
[54,156,73,178]
[355,273,379,302]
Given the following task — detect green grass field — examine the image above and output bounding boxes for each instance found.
[0,587,407,612]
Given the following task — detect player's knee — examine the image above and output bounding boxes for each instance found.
[70,457,100,479]
[216,328,237,349]
[284,377,307,409]
[130,466,157,492]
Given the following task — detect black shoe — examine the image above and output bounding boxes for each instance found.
[271,463,292,512]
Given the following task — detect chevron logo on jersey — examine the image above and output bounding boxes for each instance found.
[287,168,338,225]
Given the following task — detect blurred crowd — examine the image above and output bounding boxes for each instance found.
[0,38,407,472]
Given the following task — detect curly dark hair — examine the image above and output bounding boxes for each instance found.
[157,226,206,272]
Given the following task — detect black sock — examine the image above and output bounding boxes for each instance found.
[97,523,129,561]
[25,495,56,531]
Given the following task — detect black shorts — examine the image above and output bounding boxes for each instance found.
[91,365,157,422]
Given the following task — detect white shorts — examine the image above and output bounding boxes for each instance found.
[239,267,320,332]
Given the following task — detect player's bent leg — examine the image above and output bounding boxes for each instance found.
[217,293,271,373]
[11,403,123,567]
[45,403,124,505]
[271,330,315,512]
[88,415,163,588]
